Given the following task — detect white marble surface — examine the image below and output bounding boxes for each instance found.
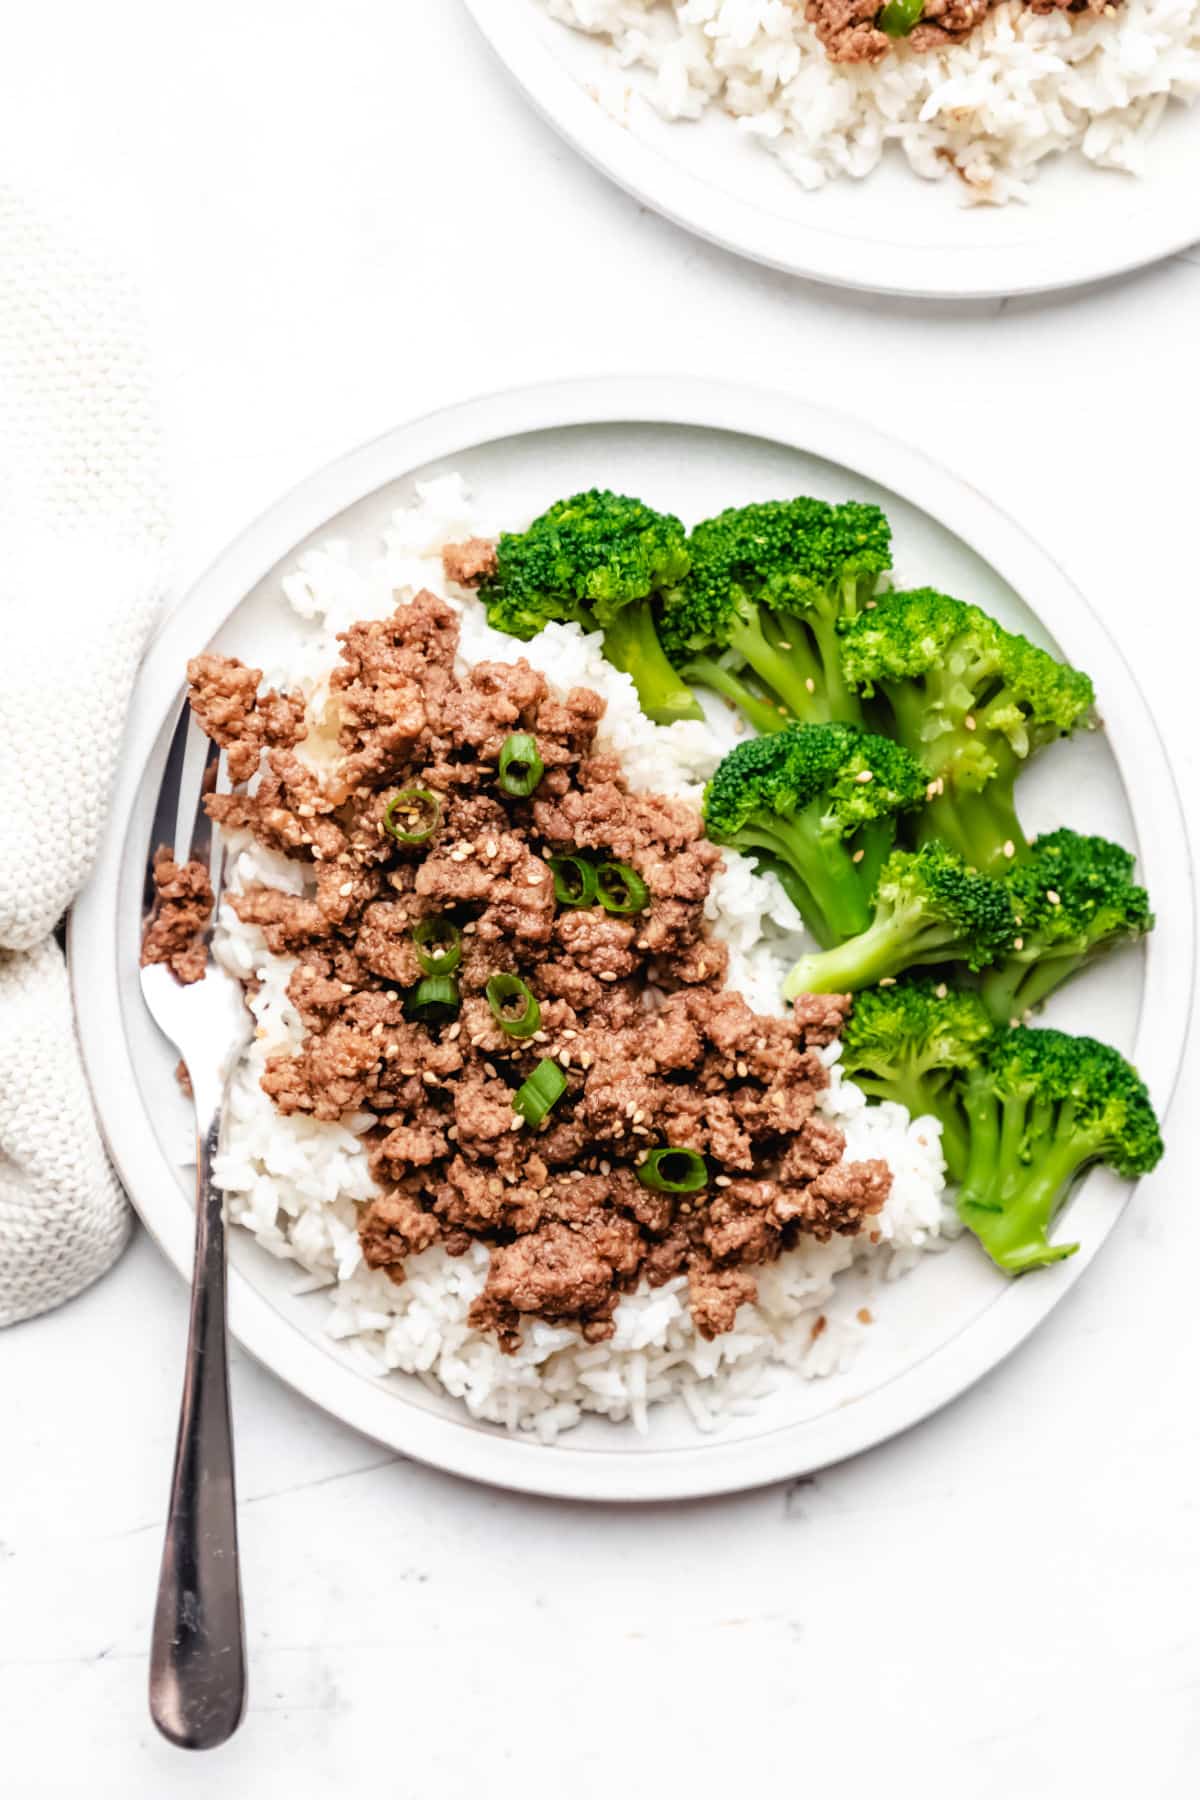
[3,3,1200,1795]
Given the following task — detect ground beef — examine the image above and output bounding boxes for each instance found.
[141,851,214,984]
[186,654,306,784]
[808,0,1116,61]
[189,589,891,1347]
[442,537,499,589]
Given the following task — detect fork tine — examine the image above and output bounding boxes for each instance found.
[186,736,224,888]
[143,700,192,918]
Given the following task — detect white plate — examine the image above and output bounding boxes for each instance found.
[463,0,1200,298]
[71,376,1193,1501]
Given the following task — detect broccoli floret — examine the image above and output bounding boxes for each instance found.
[703,723,927,947]
[981,828,1154,1024]
[781,842,1015,999]
[839,589,1095,871]
[838,978,995,1181]
[957,1027,1163,1274]
[659,497,892,734]
[480,490,702,725]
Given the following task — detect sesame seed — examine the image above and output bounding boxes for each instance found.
[777,640,792,650]
[632,1108,645,1125]
[338,880,354,896]
[777,706,788,717]
[311,847,323,860]
[446,1126,458,1141]
[964,715,976,731]
[579,1052,593,1069]
[714,1175,732,1188]
[525,870,543,886]
[598,971,618,982]
[485,840,497,858]
[296,804,315,818]
[446,1022,461,1040]
[484,1062,497,1079]
[599,1160,611,1176]
[934,983,948,999]
[878,976,897,987]
[341,983,354,994]
[386,989,398,1001]
[805,678,816,694]
[855,769,873,784]
[422,1070,438,1086]
[470,1033,485,1047]
[851,849,865,865]
[1046,889,1061,905]
[1003,840,1015,859]
[371,1022,384,1038]
[560,1051,572,1068]
[694,961,708,979]
[400,1066,417,1077]
[449,849,469,863]
[1013,936,1025,951]
[533,1030,550,1043]
[736,1060,749,1077]
[509,1115,523,1131]
[562,1029,578,1041]
[385,1044,399,1058]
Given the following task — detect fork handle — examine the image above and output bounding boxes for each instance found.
[149,1112,246,1749]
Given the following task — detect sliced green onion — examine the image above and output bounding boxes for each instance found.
[405,975,460,1023]
[498,733,545,798]
[636,1147,708,1193]
[486,973,542,1039]
[878,0,923,34]
[512,1058,567,1127]
[596,860,649,915]
[384,787,442,845]
[413,916,462,976]
[549,854,598,909]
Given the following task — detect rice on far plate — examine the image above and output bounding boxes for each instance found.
[541,0,1200,205]
[210,476,957,1443]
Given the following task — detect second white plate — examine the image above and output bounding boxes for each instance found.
[464,0,1200,298]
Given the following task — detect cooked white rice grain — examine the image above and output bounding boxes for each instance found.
[541,0,1200,203]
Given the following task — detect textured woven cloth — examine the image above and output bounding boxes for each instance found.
[0,182,168,1326]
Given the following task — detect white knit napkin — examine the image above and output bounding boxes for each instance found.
[0,182,169,1326]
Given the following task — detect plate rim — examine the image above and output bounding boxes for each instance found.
[461,0,1200,300]
[70,373,1195,1501]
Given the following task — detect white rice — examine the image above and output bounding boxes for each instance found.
[541,0,1200,203]
[211,474,958,1439]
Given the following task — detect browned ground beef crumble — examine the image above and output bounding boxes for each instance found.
[142,851,215,985]
[808,0,1116,64]
[186,586,891,1349]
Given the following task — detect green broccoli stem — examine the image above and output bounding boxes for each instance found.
[852,1069,969,1182]
[731,813,877,948]
[678,656,792,737]
[958,1141,1085,1271]
[782,900,945,998]
[741,848,835,948]
[727,610,828,727]
[957,1088,1085,1272]
[979,952,1087,1026]
[916,781,1029,873]
[601,602,704,725]
[805,594,863,728]
[885,681,1029,871]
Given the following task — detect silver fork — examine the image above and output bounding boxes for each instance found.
[140,704,252,1750]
